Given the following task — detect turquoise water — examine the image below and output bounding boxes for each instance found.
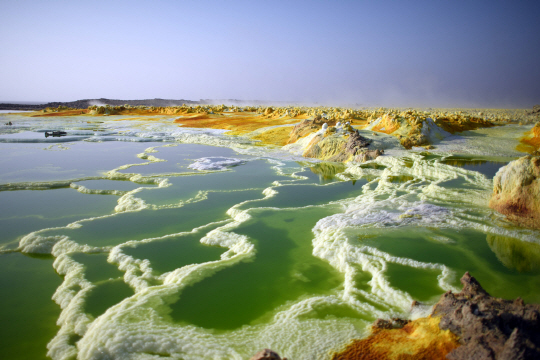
[1,114,539,360]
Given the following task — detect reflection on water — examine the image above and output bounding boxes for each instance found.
[487,234,540,273]
[307,162,346,183]
[387,175,415,183]
[359,162,386,170]
[441,157,509,178]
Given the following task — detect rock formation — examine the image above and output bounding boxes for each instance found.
[300,128,381,163]
[489,155,540,229]
[303,135,350,162]
[345,130,372,155]
[364,110,495,149]
[529,105,540,116]
[333,272,540,360]
[433,272,540,360]
[250,349,286,360]
[287,119,320,144]
[519,122,540,155]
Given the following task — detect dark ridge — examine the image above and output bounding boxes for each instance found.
[0,98,302,111]
[0,98,200,111]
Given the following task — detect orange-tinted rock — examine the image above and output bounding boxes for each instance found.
[489,155,540,229]
[371,114,401,134]
[518,122,540,154]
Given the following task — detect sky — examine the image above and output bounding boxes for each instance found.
[1,0,539,108]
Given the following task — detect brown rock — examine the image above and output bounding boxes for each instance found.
[433,272,540,360]
[287,119,319,144]
[313,114,324,125]
[353,149,383,163]
[333,272,540,360]
[250,349,285,360]
[400,133,429,149]
[345,130,372,155]
[372,318,411,332]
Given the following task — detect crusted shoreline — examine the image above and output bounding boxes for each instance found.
[331,272,540,360]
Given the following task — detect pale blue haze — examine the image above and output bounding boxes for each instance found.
[1,0,539,107]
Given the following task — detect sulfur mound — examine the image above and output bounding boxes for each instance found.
[364,110,494,149]
[519,122,540,154]
[303,135,350,162]
[489,155,540,229]
[333,272,540,360]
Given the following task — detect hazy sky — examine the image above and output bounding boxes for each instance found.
[1,0,539,108]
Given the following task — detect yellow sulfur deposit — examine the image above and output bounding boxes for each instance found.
[332,316,459,360]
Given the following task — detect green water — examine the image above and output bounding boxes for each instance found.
[170,208,342,331]
[1,115,539,360]
[0,253,61,360]
[0,188,118,248]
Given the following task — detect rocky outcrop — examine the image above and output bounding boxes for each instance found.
[519,122,540,154]
[353,149,383,162]
[303,135,350,162]
[364,110,495,149]
[299,126,381,163]
[489,155,540,229]
[433,272,540,360]
[250,349,286,360]
[287,119,321,144]
[333,272,540,360]
[345,130,372,155]
[301,130,381,163]
[529,105,540,115]
[400,133,429,149]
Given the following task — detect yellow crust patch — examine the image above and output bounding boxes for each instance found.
[518,123,540,153]
[250,126,295,146]
[332,316,460,360]
[372,114,401,134]
[174,113,300,134]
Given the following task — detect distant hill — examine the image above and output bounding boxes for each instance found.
[0,98,300,111]
[0,98,200,111]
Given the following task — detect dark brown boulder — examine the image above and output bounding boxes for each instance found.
[333,272,540,360]
[433,272,540,360]
[345,130,372,155]
[250,349,286,360]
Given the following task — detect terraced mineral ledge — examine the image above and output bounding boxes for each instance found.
[1,103,539,360]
